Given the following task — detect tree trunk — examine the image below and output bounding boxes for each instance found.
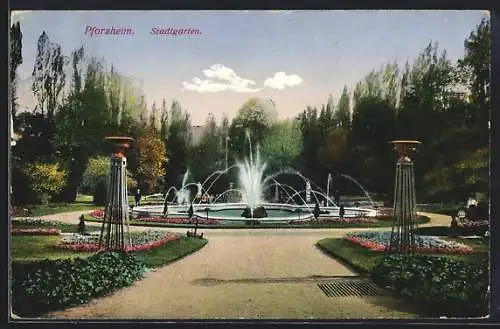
[59,154,89,202]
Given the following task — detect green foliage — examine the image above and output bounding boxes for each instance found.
[371,254,488,316]
[21,162,67,204]
[261,120,302,170]
[93,180,108,206]
[12,252,145,316]
[136,128,167,193]
[32,31,66,120]
[230,97,277,158]
[458,18,490,125]
[350,97,396,194]
[10,22,23,118]
[189,113,227,191]
[165,100,192,187]
[12,20,490,208]
[336,86,351,128]
[80,156,138,203]
[80,156,109,195]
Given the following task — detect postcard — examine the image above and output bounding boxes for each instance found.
[9,10,490,320]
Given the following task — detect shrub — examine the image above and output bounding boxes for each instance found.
[79,156,109,195]
[93,180,107,206]
[21,162,67,204]
[371,254,488,316]
[12,252,146,316]
[80,156,137,196]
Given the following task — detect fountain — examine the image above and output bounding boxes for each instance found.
[305,181,312,203]
[132,133,378,223]
[388,140,422,254]
[99,136,133,251]
[237,137,266,217]
[339,174,375,206]
[326,173,333,202]
[175,170,191,205]
[196,182,203,198]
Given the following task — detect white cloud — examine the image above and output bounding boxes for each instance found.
[182,64,262,93]
[264,72,303,90]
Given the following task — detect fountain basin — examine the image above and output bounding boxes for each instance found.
[132,202,377,223]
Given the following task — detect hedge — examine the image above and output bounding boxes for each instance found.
[371,254,489,317]
[12,252,146,317]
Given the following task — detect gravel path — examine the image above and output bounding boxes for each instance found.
[20,211,450,319]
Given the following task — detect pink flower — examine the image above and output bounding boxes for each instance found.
[343,236,474,254]
[90,209,105,219]
[136,217,220,225]
[55,232,181,253]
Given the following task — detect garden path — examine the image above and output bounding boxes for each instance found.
[31,211,450,319]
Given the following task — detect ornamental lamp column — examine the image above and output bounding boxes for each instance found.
[388,140,422,254]
[98,136,134,251]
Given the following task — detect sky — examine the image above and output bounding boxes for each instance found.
[11,10,489,125]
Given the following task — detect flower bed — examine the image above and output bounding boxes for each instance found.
[12,218,68,227]
[90,209,105,219]
[288,217,376,225]
[457,220,489,229]
[375,207,393,220]
[135,216,220,225]
[56,230,180,252]
[12,207,32,217]
[11,228,61,236]
[344,231,474,254]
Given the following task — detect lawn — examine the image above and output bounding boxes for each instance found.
[75,194,137,204]
[316,238,382,274]
[12,221,101,234]
[416,203,462,216]
[316,235,489,317]
[11,233,207,266]
[317,236,488,273]
[134,236,207,268]
[12,194,135,218]
[14,203,98,217]
[11,236,94,262]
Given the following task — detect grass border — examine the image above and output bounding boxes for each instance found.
[315,238,378,276]
[135,236,208,268]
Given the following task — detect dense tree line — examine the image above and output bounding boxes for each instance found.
[10,18,489,205]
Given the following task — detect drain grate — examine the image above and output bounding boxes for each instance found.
[317,279,380,297]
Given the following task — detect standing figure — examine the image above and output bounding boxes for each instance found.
[339,204,345,219]
[78,214,86,234]
[135,188,142,207]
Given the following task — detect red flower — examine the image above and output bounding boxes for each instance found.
[136,217,220,225]
[343,236,474,254]
[90,209,105,219]
[55,232,181,252]
[11,228,61,236]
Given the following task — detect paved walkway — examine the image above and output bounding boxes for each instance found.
[22,211,450,319]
